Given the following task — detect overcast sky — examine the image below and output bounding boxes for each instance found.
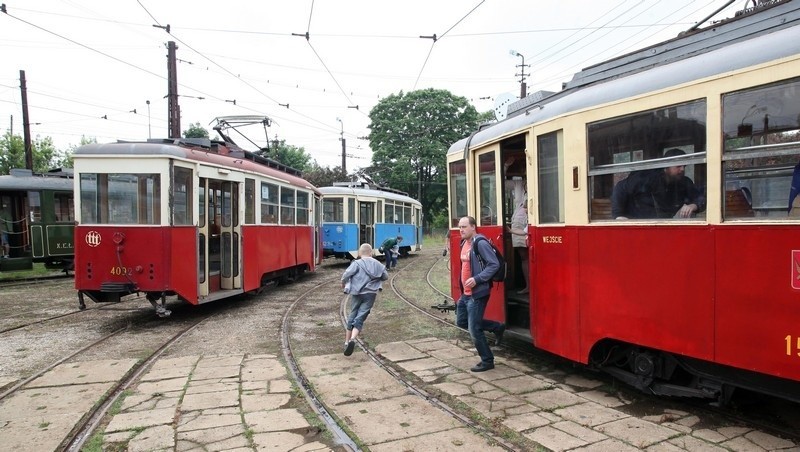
[1,0,749,169]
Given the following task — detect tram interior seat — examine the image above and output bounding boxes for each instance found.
[590,198,613,220]
[725,188,754,218]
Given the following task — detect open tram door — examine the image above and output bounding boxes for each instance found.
[198,177,242,301]
[358,200,375,248]
[473,147,507,325]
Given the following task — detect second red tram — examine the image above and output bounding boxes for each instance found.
[73,137,321,316]
[448,1,800,402]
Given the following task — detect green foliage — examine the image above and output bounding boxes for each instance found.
[183,122,209,138]
[266,139,312,172]
[303,161,348,188]
[0,132,73,174]
[366,88,483,228]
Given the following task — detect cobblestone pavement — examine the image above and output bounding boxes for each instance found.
[1,337,798,451]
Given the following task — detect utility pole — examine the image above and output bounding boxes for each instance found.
[19,70,33,170]
[337,118,346,173]
[167,41,180,138]
[509,50,529,99]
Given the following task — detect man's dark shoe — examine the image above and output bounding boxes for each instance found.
[495,323,506,346]
[470,362,494,372]
[344,340,355,356]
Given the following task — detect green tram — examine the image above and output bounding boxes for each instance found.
[0,168,74,272]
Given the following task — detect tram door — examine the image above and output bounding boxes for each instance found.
[475,149,506,324]
[359,201,375,248]
[198,178,241,297]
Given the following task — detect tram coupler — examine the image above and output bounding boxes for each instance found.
[78,292,86,310]
[147,292,172,318]
[431,298,455,313]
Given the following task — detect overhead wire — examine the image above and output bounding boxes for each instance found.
[412,0,485,90]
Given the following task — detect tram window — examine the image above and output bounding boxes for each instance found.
[377,200,383,223]
[78,173,161,224]
[403,205,411,224]
[260,182,279,224]
[53,192,74,222]
[478,153,497,225]
[296,192,309,225]
[538,132,563,224]
[221,182,233,227]
[449,161,467,227]
[172,167,193,226]
[27,191,41,223]
[347,198,355,223]
[384,203,394,224]
[281,187,296,225]
[587,100,707,221]
[323,197,344,222]
[722,78,800,219]
[244,179,255,224]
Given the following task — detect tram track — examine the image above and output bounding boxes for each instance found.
[60,314,215,452]
[0,302,144,335]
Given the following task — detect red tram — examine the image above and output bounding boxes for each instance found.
[447,1,800,402]
[73,122,321,316]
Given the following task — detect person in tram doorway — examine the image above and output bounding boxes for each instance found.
[341,243,389,356]
[507,201,529,294]
[456,216,506,372]
[379,235,402,270]
[611,148,706,220]
[0,203,11,258]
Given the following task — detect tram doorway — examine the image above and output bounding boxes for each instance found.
[501,147,531,335]
[198,178,241,299]
[359,201,375,247]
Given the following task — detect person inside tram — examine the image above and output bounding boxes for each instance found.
[611,148,705,219]
[0,203,11,258]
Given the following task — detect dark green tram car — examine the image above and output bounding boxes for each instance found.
[0,168,74,272]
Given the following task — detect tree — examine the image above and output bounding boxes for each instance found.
[60,135,99,169]
[0,132,69,174]
[303,161,348,188]
[367,88,483,228]
[183,122,209,138]
[266,139,312,172]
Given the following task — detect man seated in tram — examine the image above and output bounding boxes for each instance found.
[611,148,705,220]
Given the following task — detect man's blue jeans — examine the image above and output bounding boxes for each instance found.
[457,294,499,366]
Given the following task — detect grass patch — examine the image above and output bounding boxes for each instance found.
[0,263,56,280]
[108,389,132,416]
[82,432,105,452]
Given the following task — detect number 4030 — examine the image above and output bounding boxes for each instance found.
[786,336,800,356]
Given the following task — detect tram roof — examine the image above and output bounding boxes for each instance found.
[448,0,800,158]
[319,185,421,206]
[0,169,73,191]
[74,141,320,194]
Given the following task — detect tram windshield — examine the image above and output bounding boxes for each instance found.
[79,173,161,225]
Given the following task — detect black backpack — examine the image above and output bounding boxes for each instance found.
[472,236,507,282]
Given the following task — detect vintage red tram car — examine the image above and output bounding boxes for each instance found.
[73,129,321,316]
[447,1,800,402]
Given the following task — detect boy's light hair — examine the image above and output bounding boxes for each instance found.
[359,243,373,256]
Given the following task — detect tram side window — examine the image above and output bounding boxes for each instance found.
[587,100,707,221]
[172,167,193,226]
[323,197,344,222]
[403,205,411,224]
[449,161,467,227]
[538,132,563,224]
[478,153,497,225]
[296,192,309,225]
[79,173,161,224]
[260,182,279,224]
[722,78,800,219]
[244,178,255,224]
[347,198,355,223]
[384,203,395,224]
[28,191,41,223]
[53,192,74,222]
[281,188,296,225]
